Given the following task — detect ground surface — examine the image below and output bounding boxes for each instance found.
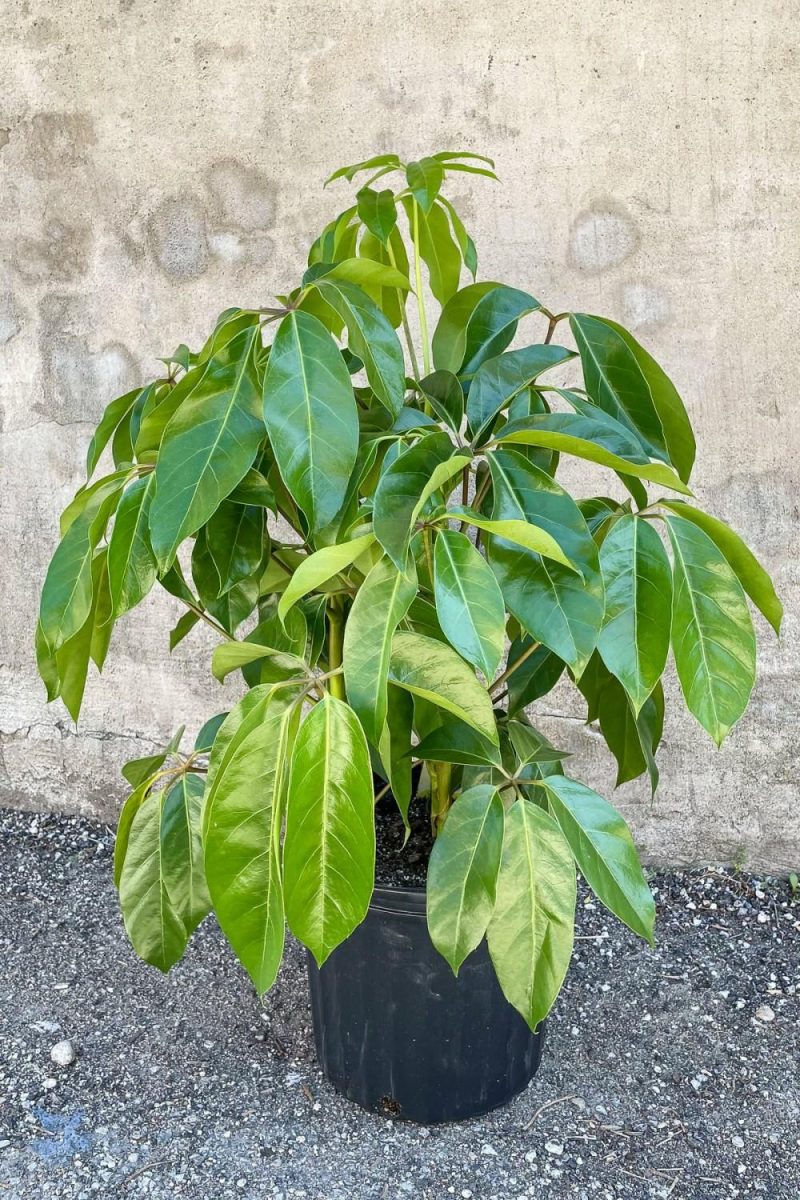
[0,808,798,1200]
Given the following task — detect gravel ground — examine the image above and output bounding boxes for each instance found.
[0,807,798,1200]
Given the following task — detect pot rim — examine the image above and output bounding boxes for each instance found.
[370,881,426,916]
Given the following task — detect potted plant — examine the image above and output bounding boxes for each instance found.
[36,151,781,1124]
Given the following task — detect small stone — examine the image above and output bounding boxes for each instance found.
[50,1040,77,1066]
[42,1077,57,1089]
[32,1020,60,1035]
[545,1141,564,1155]
[755,1005,775,1023]
[481,1143,497,1157]
[732,1135,745,1148]
[757,912,769,924]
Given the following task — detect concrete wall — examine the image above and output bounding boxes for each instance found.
[1,0,798,870]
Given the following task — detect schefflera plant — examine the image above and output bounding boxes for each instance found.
[36,151,781,1030]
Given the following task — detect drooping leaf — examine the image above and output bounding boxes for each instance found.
[315,280,405,415]
[277,531,376,624]
[405,158,445,213]
[418,370,464,433]
[107,475,158,618]
[357,227,410,328]
[262,311,359,534]
[543,775,655,943]
[325,154,402,185]
[204,688,301,992]
[118,790,187,972]
[227,467,276,510]
[594,673,663,793]
[356,186,397,244]
[305,257,411,292]
[149,326,263,569]
[388,630,498,744]
[438,197,478,278]
[444,506,576,570]
[343,554,417,746]
[401,197,461,304]
[660,501,782,634]
[505,640,565,714]
[665,514,756,745]
[434,529,505,679]
[487,799,576,1030]
[597,514,672,713]
[432,283,540,376]
[378,685,415,826]
[466,344,575,442]
[160,774,211,935]
[284,696,375,965]
[53,551,107,721]
[86,388,143,478]
[413,717,502,767]
[427,785,505,973]
[203,502,263,598]
[121,724,185,789]
[210,641,306,683]
[372,431,460,568]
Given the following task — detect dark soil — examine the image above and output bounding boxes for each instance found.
[1,806,798,1200]
[373,793,433,887]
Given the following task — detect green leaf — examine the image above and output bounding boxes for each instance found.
[406,157,444,214]
[594,672,663,793]
[277,531,376,624]
[467,345,575,441]
[427,785,505,973]
[343,554,417,746]
[53,551,107,721]
[485,449,605,675]
[378,685,415,826]
[86,388,143,478]
[307,257,411,291]
[597,514,672,713]
[413,717,502,767]
[444,507,577,570]
[227,467,276,509]
[107,475,158,618]
[401,197,461,304]
[149,326,263,569]
[495,410,692,494]
[284,696,376,965]
[356,227,410,328]
[570,313,695,479]
[325,153,401,184]
[194,712,228,752]
[506,640,565,715]
[210,640,306,683]
[438,197,478,278]
[372,431,460,568]
[418,370,464,433]
[119,789,187,972]
[487,799,576,1030]
[160,774,211,935]
[432,283,540,376]
[169,610,199,650]
[204,688,301,992]
[389,630,498,744]
[659,501,782,634]
[356,186,397,244]
[433,150,496,168]
[113,779,150,889]
[121,724,185,789]
[665,514,756,745]
[434,530,505,679]
[262,311,359,534]
[315,280,405,416]
[203,502,263,597]
[543,775,655,943]
[507,721,570,766]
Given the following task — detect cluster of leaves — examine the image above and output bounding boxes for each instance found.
[36,152,781,1030]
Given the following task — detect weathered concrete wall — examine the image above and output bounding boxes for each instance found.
[1,0,798,870]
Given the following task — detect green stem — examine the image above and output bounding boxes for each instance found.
[412,200,432,377]
[326,598,346,700]
[489,640,541,695]
[430,761,453,835]
[387,237,420,382]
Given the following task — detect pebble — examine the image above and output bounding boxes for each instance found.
[732,1135,745,1148]
[50,1039,77,1066]
[545,1142,564,1155]
[755,1006,776,1023]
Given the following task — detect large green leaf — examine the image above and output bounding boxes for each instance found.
[204,688,300,992]
[284,696,375,965]
[343,555,417,746]
[306,257,411,292]
[262,311,359,534]
[203,502,263,597]
[277,531,376,624]
[372,432,460,568]
[443,506,576,570]
[388,630,498,744]
[665,514,756,745]
[315,280,405,416]
[660,501,782,634]
[149,326,263,569]
[401,197,461,304]
[355,186,397,244]
[418,370,464,433]
[86,387,143,478]
[487,799,576,1030]
[378,685,415,826]
[427,785,504,973]
[52,550,107,721]
[505,640,565,714]
[543,775,655,943]
[466,344,575,442]
[160,774,211,935]
[118,789,187,972]
[485,449,604,675]
[413,717,502,768]
[595,674,663,793]
[597,514,672,712]
[107,475,158,618]
[434,530,505,679]
[406,158,444,213]
[432,283,540,376]
[210,641,306,683]
[495,410,692,494]
[357,227,410,328]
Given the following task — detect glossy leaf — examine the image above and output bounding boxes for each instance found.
[53,551,107,721]
[194,712,228,753]
[432,283,540,376]
[160,774,211,935]
[660,501,782,634]
[372,432,458,568]
[597,515,672,712]
[343,555,417,746]
[277,531,376,624]
[356,186,397,244]
[413,717,502,768]
[444,506,576,570]
[665,514,756,745]
[389,630,498,744]
[204,688,301,992]
[378,685,415,826]
[506,640,565,715]
[86,388,142,478]
[543,775,655,943]
[438,197,478,278]
[262,311,359,534]
[284,697,375,965]
[203,502,263,597]
[315,280,405,415]
[596,673,663,793]
[487,800,576,1030]
[121,725,185,789]
[406,158,444,213]
[107,475,158,618]
[307,257,411,291]
[149,326,263,569]
[427,785,505,973]
[401,197,461,304]
[119,790,187,972]
[467,344,575,442]
[210,641,306,683]
[434,530,505,679]
[418,370,464,433]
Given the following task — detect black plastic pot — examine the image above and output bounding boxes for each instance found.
[306,884,545,1124]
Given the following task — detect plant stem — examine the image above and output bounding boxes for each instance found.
[489,640,541,695]
[472,471,492,513]
[429,761,452,835]
[422,527,435,586]
[411,200,432,377]
[181,598,235,642]
[387,238,420,382]
[326,598,346,700]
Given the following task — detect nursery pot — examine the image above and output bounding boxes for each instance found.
[306,884,545,1124]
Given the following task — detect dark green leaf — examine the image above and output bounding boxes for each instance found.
[315,280,405,415]
[432,283,540,376]
[107,475,158,618]
[204,502,263,598]
[372,432,460,568]
[356,186,397,243]
[194,712,228,752]
[506,640,565,714]
[378,685,415,826]
[413,717,502,767]
[406,158,444,213]
[418,370,464,433]
[467,344,575,442]
[86,388,142,478]
[434,529,505,679]
[160,774,211,935]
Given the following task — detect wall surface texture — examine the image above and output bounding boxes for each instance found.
[1,0,798,870]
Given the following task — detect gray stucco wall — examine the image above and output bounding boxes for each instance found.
[1,1,798,870]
